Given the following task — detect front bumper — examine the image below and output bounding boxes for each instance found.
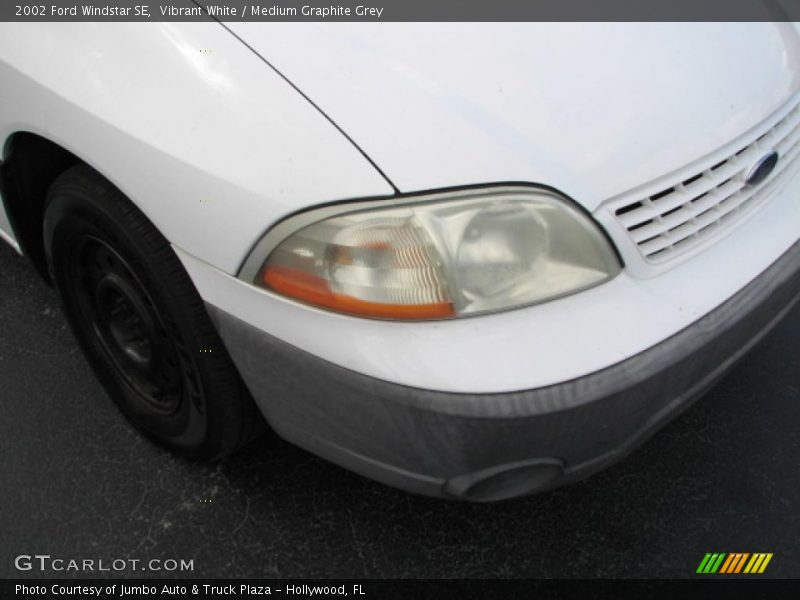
[208,239,800,501]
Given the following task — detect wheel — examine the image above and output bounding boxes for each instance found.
[43,165,263,459]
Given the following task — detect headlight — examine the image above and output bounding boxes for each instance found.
[239,186,621,319]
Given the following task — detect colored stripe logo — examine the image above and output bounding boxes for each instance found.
[696,553,773,574]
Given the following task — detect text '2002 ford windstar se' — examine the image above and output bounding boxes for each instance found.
[1,23,799,501]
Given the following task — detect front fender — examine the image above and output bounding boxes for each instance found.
[0,22,394,273]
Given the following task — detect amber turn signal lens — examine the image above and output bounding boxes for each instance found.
[263,265,455,319]
[258,210,455,320]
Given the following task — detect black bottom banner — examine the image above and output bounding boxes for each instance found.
[3,579,800,600]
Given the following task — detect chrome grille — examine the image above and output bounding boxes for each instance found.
[613,97,800,263]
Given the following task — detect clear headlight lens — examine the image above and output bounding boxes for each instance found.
[244,187,621,319]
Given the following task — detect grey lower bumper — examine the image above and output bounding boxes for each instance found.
[208,240,800,501]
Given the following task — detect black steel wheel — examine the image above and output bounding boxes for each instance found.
[43,165,263,458]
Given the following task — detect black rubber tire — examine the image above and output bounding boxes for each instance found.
[43,165,263,459]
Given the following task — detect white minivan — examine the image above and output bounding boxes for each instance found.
[1,22,799,500]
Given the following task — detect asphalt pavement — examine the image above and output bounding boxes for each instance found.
[1,240,798,579]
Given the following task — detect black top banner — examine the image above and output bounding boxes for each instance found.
[3,0,800,22]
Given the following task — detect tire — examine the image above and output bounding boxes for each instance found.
[43,165,263,459]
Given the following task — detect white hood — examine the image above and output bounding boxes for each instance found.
[230,22,800,211]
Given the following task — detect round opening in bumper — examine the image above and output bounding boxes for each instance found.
[444,458,565,502]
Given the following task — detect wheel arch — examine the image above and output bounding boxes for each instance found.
[1,132,82,281]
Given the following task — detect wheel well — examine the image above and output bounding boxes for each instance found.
[1,133,81,281]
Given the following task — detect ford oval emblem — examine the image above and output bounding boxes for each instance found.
[745,151,779,187]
